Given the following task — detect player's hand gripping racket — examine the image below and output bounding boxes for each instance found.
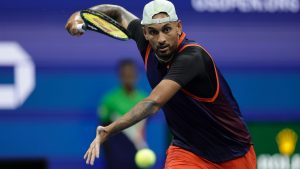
[77,9,130,40]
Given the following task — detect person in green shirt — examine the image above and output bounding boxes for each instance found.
[98,59,147,169]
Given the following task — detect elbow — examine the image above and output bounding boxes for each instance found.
[142,98,162,117]
[149,107,159,116]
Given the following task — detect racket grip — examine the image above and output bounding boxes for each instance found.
[76,23,86,33]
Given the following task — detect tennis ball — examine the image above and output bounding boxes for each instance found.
[135,148,156,168]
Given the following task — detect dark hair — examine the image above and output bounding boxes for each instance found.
[118,58,136,70]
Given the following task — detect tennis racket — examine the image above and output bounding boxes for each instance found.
[77,9,130,40]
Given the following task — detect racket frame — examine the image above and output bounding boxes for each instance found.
[80,9,131,40]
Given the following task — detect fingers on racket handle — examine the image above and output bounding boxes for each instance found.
[76,23,87,33]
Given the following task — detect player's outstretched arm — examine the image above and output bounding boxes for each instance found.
[65,4,138,36]
[90,5,138,29]
[84,79,181,165]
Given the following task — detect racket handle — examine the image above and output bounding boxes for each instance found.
[76,23,86,33]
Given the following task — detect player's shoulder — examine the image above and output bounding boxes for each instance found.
[176,44,202,61]
[128,19,143,35]
[176,43,213,64]
[128,19,141,27]
[178,43,208,55]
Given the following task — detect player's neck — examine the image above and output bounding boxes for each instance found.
[123,86,135,95]
[155,53,174,64]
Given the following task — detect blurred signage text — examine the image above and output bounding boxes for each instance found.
[191,0,300,13]
[0,42,35,110]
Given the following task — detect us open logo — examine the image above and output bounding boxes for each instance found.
[0,42,35,109]
[258,128,300,169]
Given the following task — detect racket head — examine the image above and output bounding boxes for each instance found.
[80,9,130,40]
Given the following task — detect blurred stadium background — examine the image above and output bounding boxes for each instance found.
[0,0,299,169]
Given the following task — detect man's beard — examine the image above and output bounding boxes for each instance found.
[155,44,175,63]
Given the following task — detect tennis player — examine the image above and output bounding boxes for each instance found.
[65,0,256,168]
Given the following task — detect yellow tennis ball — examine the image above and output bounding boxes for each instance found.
[135,148,156,169]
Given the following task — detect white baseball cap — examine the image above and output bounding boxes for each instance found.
[141,0,178,25]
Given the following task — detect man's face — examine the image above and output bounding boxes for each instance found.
[120,64,137,89]
[143,13,182,59]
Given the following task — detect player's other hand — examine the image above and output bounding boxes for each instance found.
[65,12,85,37]
[84,126,109,166]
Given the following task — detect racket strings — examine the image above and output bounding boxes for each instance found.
[82,13,128,39]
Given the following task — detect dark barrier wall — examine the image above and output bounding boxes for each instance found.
[1,0,300,169]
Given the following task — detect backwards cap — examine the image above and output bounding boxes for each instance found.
[141,0,178,25]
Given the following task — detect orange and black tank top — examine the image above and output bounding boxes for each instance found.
[128,19,252,163]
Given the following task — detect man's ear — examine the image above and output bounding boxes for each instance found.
[143,27,149,40]
[177,20,183,36]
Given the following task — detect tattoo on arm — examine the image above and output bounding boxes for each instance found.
[89,4,138,28]
[107,99,161,136]
[90,5,122,22]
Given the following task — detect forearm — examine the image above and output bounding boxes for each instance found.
[104,99,160,139]
[99,79,180,144]
[89,4,138,29]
